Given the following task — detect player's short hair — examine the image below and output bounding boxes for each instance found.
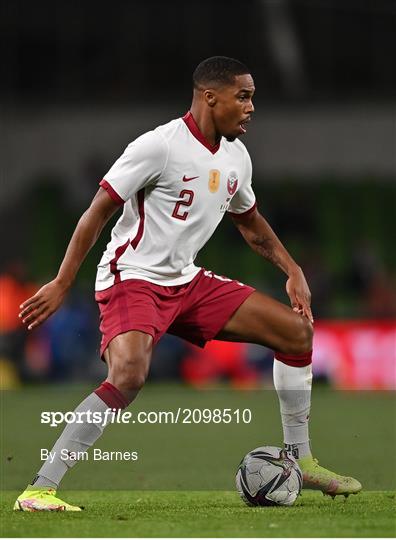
[193,56,250,89]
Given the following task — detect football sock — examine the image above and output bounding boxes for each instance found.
[31,475,57,489]
[32,382,129,488]
[273,351,313,459]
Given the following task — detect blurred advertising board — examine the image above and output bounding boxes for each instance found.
[313,321,396,390]
[183,321,396,390]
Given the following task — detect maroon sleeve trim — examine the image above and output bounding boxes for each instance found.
[228,201,257,217]
[99,179,125,205]
[130,188,146,250]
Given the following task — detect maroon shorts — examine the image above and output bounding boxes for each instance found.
[95,269,255,357]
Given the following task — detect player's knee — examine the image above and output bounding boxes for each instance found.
[295,317,313,353]
[109,354,149,394]
[119,365,148,393]
[287,316,313,354]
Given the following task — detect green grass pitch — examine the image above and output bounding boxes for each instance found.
[1,384,395,537]
[1,490,395,537]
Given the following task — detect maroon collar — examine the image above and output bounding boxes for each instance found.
[182,111,220,155]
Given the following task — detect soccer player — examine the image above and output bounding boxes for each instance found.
[15,56,361,511]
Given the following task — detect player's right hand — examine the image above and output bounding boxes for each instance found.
[19,279,68,330]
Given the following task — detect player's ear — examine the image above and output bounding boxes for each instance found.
[203,89,217,107]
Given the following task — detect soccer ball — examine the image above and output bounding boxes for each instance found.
[236,446,303,507]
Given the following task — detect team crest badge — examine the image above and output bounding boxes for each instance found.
[227,171,238,195]
[208,169,220,193]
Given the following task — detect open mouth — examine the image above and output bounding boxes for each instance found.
[239,118,251,134]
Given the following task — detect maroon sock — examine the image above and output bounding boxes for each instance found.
[274,350,312,367]
[94,381,130,410]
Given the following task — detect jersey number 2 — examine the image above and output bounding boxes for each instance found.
[171,189,194,221]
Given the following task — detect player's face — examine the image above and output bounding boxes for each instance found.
[213,74,255,142]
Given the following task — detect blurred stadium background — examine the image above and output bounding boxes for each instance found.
[1,0,395,391]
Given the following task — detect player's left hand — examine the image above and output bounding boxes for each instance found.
[286,267,314,323]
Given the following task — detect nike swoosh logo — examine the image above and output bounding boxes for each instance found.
[182,175,199,182]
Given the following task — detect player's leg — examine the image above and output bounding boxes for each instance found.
[217,290,314,459]
[217,291,362,496]
[105,330,153,402]
[217,289,313,353]
[14,330,152,512]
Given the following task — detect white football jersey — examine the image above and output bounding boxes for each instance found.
[95,112,256,290]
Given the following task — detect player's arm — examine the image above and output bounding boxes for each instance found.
[231,208,313,323]
[19,188,121,330]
